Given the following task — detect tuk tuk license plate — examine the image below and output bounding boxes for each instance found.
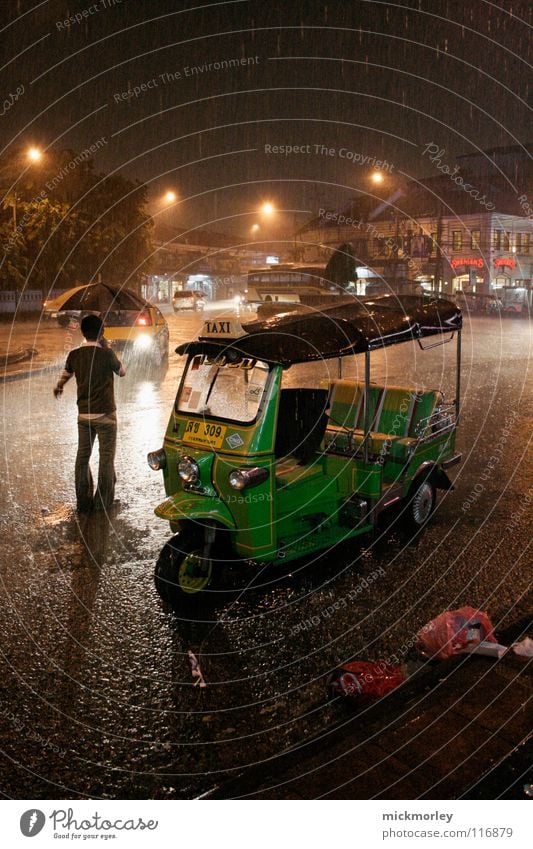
[183,420,227,448]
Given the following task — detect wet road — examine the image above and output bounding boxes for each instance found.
[0,311,531,799]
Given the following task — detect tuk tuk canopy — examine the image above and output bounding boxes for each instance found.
[176,295,462,366]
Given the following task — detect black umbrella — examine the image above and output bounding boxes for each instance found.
[53,283,149,314]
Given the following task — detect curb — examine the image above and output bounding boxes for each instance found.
[196,657,461,799]
[197,616,532,800]
[1,363,54,383]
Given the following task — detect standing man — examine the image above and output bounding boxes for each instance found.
[54,314,126,513]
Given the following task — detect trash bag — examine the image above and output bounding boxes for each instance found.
[416,606,497,660]
[326,660,405,705]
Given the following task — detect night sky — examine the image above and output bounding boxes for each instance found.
[1,0,531,236]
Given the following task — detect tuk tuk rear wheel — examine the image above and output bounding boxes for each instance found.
[405,477,436,530]
[155,531,215,603]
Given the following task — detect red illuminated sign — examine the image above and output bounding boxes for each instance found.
[450,258,484,269]
[494,257,517,269]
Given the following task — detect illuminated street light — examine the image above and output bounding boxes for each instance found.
[251,223,260,234]
[261,202,275,216]
[10,147,44,231]
[163,190,177,204]
[370,171,384,185]
[27,147,43,162]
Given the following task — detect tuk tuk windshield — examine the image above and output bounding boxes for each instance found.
[176,354,270,423]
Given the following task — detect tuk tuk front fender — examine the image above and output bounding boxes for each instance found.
[154,493,236,529]
[407,460,454,493]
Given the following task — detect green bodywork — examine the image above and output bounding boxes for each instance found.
[155,360,458,567]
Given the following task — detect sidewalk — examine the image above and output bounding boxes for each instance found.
[0,318,81,382]
[203,627,532,800]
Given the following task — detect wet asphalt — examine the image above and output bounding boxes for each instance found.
[0,311,531,799]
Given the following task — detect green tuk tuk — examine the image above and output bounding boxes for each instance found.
[148,295,462,604]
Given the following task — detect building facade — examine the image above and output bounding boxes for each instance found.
[297,205,532,297]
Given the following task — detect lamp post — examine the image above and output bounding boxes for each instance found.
[158,190,179,302]
[367,171,404,290]
[11,146,43,231]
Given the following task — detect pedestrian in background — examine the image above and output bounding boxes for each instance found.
[53,314,126,513]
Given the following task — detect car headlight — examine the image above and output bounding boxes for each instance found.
[178,455,200,483]
[135,333,153,349]
[147,449,166,471]
[228,467,269,490]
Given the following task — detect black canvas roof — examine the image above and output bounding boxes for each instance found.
[176,294,462,366]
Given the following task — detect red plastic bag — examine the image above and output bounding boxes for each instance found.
[326,660,405,705]
[416,606,497,660]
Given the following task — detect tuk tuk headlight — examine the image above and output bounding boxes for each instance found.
[178,455,200,483]
[147,448,166,470]
[228,467,269,490]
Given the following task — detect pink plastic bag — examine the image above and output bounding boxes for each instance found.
[416,606,497,660]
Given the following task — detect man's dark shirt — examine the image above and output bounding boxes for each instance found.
[65,344,122,414]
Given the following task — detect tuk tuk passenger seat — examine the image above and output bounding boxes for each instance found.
[322,380,443,461]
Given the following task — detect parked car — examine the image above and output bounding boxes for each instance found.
[172,291,206,312]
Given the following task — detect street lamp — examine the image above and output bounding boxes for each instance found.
[260,202,275,217]
[163,190,177,204]
[27,147,42,163]
[367,170,403,289]
[11,147,44,230]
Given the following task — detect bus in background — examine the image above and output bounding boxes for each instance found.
[247,264,344,318]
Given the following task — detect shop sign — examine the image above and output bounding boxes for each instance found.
[450,258,484,269]
[494,257,517,269]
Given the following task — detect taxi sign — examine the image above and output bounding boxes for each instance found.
[200,316,247,339]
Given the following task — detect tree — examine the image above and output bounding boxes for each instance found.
[0,146,154,295]
[324,242,356,289]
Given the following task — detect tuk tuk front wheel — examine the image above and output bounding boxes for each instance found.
[155,530,216,603]
[405,477,436,530]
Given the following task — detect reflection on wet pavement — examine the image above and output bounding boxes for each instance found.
[0,315,531,798]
